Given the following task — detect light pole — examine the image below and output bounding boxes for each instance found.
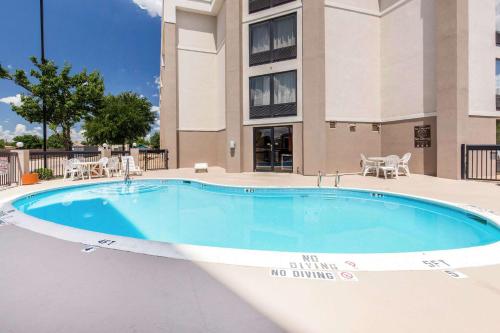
[39,0,48,168]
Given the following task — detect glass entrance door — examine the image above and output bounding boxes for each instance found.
[254,126,293,172]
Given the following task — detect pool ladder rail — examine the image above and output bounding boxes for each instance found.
[317,171,358,188]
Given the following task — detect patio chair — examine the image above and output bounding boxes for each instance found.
[98,157,110,178]
[63,158,83,181]
[398,153,412,176]
[360,154,378,176]
[379,155,400,179]
[121,156,143,176]
[107,156,120,177]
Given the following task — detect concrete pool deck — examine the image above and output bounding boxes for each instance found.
[1,168,500,332]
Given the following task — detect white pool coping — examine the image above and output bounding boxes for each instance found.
[1,177,500,272]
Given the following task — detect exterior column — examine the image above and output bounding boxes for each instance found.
[436,0,469,179]
[160,21,179,168]
[12,150,29,175]
[224,0,243,173]
[302,0,327,176]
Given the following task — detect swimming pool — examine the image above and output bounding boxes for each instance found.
[10,179,500,254]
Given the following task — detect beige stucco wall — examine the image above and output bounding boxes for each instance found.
[325,122,382,174]
[380,0,436,121]
[178,130,227,168]
[325,0,380,12]
[468,0,497,116]
[325,6,380,122]
[381,117,437,175]
[177,10,226,131]
[160,22,179,168]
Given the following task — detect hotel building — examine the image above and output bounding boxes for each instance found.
[159,0,500,179]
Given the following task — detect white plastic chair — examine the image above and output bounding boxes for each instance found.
[63,158,83,181]
[379,155,400,179]
[121,156,143,176]
[107,156,120,177]
[398,153,412,176]
[98,157,110,178]
[360,154,378,176]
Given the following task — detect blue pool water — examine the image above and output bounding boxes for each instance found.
[12,180,500,253]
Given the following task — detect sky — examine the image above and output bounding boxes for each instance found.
[0,0,163,142]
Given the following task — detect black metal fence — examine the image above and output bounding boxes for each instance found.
[461,144,500,181]
[111,150,130,158]
[29,151,101,177]
[0,151,20,187]
[139,149,168,170]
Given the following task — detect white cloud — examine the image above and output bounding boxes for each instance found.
[154,75,161,90]
[71,128,86,143]
[0,94,22,107]
[132,0,162,17]
[151,105,160,113]
[0,123,41,141]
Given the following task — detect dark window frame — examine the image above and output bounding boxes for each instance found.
[249,0,295,14]
[249,70,297,119]
[497,59,500,111]
[249,13,297,67]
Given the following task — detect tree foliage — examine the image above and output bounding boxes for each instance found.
[83,92,155,147]
[150,132,160,149]
[12,135,43,149]
[47,134,65,149]
[0,57,104,150]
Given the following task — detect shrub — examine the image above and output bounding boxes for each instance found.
[34,168,54,180]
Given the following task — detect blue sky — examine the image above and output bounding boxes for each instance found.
[0,0,162,142]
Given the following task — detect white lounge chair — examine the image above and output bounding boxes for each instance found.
[194,163,208,173]
[360,154,378,176]
[379,155,400,179]
[121,156,142,176]
[63,158,83,181]
[398,153,412,176]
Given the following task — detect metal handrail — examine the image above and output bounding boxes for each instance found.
[317,171,359,188]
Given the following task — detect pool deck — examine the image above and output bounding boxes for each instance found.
[1,168,500,333]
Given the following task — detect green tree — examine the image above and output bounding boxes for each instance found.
[47,134,65,149]
[150,132,160,149]
[84,92,155,149]
[12,134,43,149]
[0,57,105,150]
[0,139,5,149]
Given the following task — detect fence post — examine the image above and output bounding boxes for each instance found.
[130,148,140,169]
[460,144,466,180]
[13,149,30,175]
[100,146,111,159]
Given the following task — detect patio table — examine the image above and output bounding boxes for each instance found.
[74,161,102,180]
[367,157,386,177]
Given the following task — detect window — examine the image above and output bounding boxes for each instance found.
[250,71,297,119]
[496,59,500,110]
[249,14,296,66]
[497,0,500,45]
[249,0,295,14]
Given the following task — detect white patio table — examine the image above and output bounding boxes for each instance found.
[74,161,102,180]
[367,157,386,177]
